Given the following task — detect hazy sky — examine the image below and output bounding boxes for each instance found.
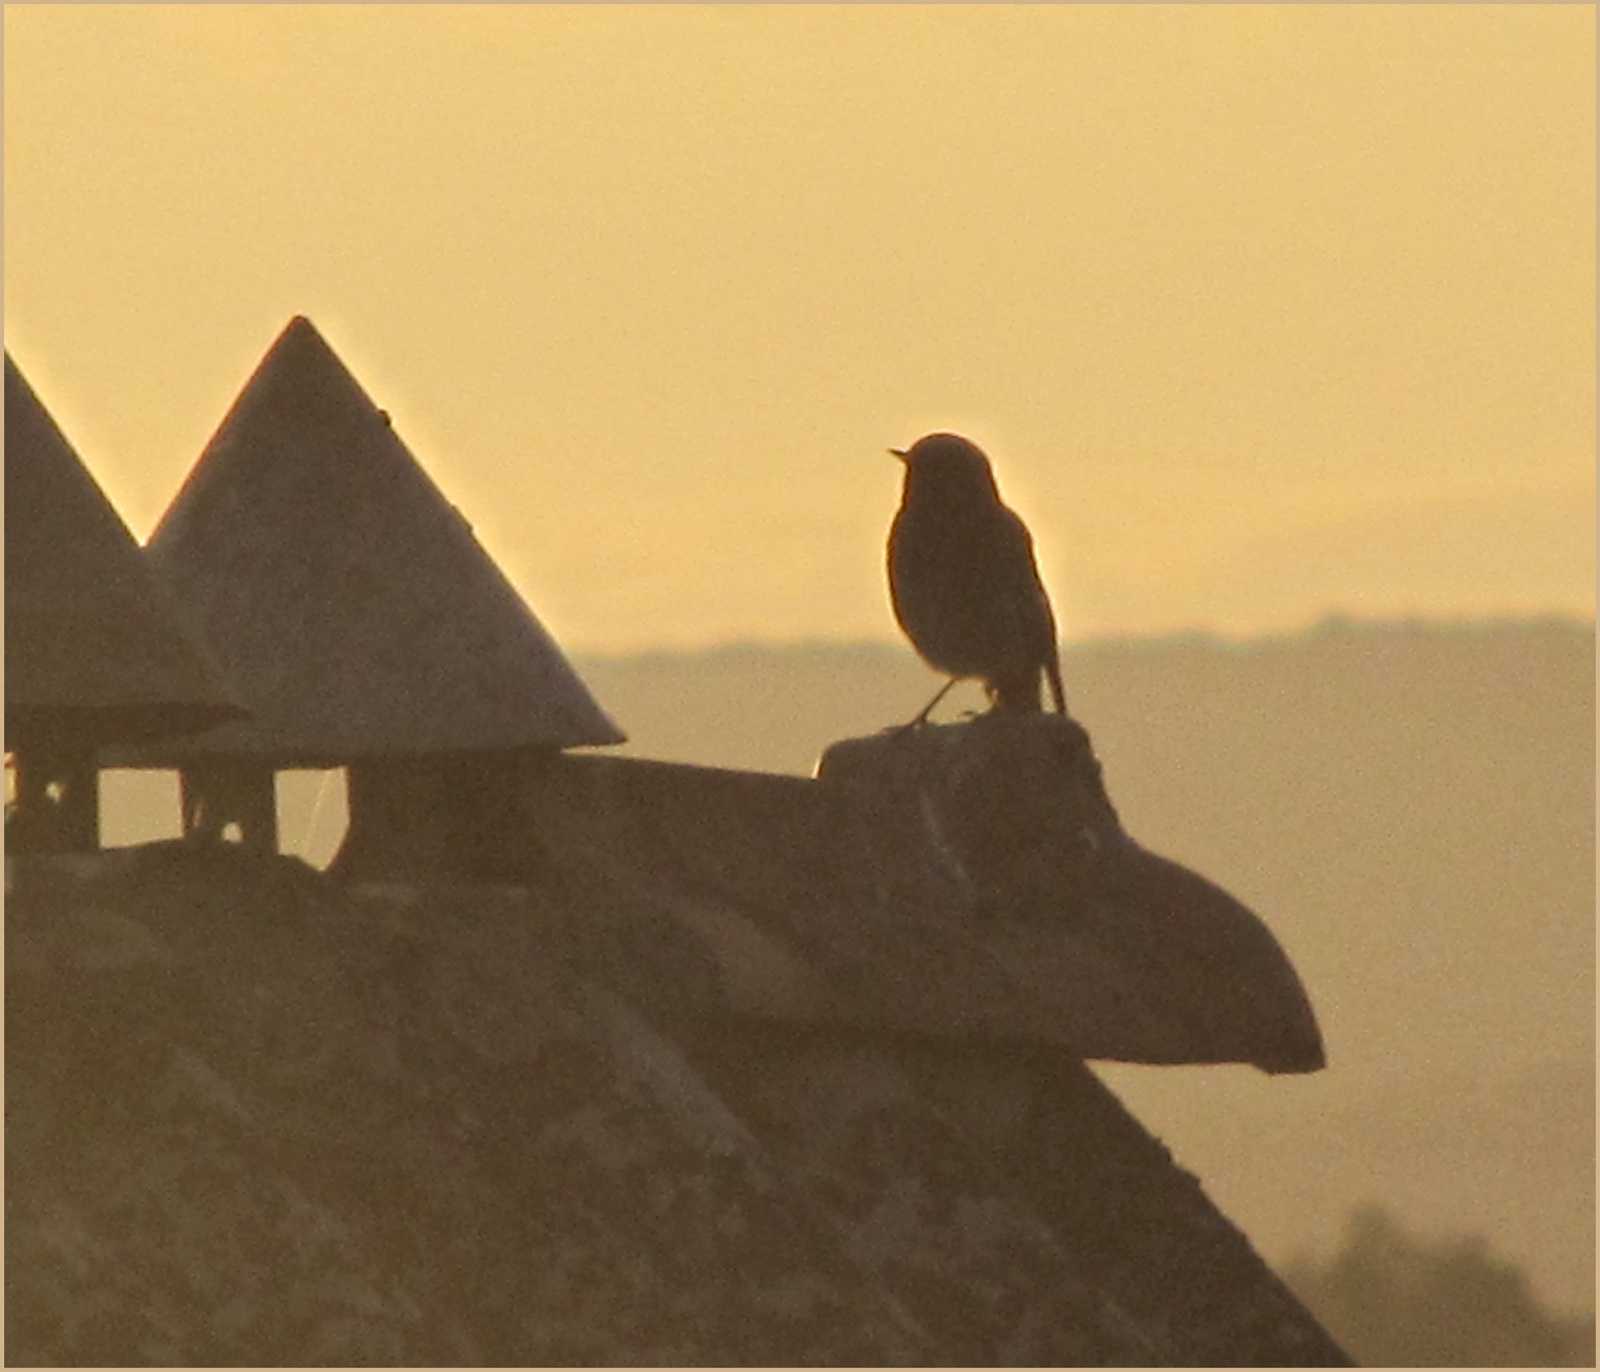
[6,4,1594,653]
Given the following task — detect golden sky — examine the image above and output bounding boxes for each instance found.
[5,4,1594,653]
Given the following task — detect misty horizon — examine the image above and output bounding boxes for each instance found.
[564,608,1598,663]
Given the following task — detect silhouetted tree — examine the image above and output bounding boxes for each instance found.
[1283,1204,1595,1367]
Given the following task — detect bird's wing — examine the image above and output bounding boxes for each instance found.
[988,507,1060,654]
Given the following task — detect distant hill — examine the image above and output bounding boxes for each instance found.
[100,616,1595,1309]
[572,617,1595,1310]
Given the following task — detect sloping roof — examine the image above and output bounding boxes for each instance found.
[4,353,245,749]
[6,842,1350,1365]
[128,316,623,765]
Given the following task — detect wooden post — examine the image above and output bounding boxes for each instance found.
[4,745,99,853]
[179,760,278,852]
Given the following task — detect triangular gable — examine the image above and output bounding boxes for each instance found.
[136,317,624,764]
[4,353,244,748]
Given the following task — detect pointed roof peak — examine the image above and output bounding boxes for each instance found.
[134,319,624,765]
[271,314,341,360]
[194,314,385,450]
[4,353,246,747]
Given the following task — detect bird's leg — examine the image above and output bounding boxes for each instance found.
[903,678,959,729]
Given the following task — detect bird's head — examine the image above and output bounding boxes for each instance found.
[891,432,1002,503]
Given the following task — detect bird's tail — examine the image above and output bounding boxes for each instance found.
[989,655,1067,714]
[1044,652,1067,714]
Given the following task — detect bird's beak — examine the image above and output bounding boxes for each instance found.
[889,447,908,461]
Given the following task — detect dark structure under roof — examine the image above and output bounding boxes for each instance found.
[135,316,623,765]
[4,353,244,850]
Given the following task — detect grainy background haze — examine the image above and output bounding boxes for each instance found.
[9,0,1595,1332]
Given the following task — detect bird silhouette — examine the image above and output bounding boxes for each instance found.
[887,433,1066,725]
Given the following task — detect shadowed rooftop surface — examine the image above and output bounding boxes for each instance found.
[6,840,1350,1365]
[478,722,1325,1075]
